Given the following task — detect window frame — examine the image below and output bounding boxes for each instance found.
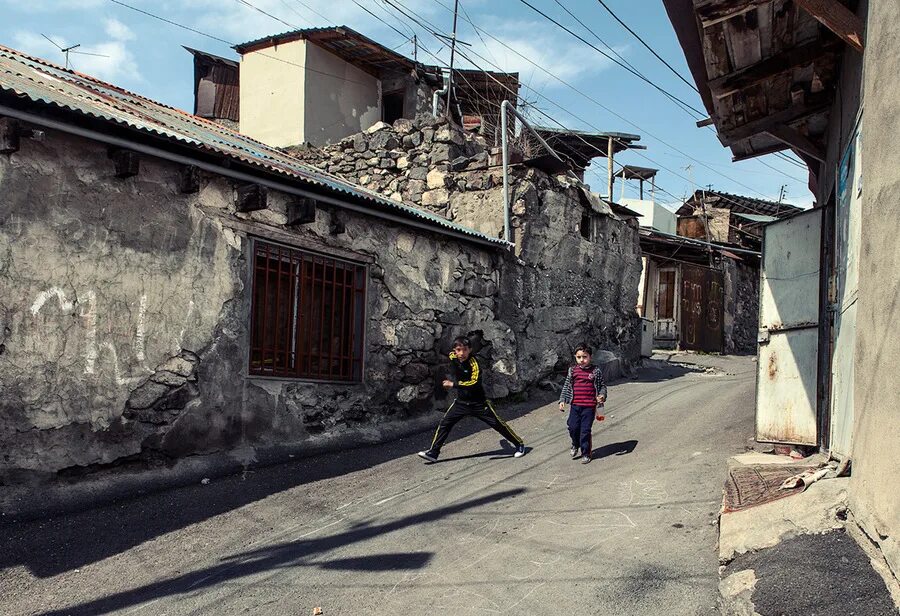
[247,237,368,383]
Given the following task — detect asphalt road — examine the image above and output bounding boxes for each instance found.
[1,354,756,616]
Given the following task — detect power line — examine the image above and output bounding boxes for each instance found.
[517,0,707,120]
[387,0,793,220]
[593,0,699,94]
[235,0,298,30]
[107,0,374,86]
[426,0,784,204]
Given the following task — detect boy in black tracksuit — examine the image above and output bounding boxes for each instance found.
[418,336,526,462]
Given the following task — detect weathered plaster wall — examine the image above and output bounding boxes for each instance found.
[238,39,306,148]
[0,115,641,483]
[0,131,241,478]
[853,0,900,580]
[303,42,381,147]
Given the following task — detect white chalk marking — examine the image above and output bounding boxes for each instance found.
[30,287,75,316]
[134,294,147,362]
[80,291,97,375]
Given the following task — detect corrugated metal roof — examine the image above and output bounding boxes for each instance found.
[733,212,778,223]
[0,44,505,246]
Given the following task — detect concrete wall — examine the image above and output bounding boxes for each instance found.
[239,40,306,148]
[0,117,642,483]
[620,198,676,234]
[303,43,381,147]
[852,0,900,579]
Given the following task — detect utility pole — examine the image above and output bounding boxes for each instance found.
[412,35,417,61]
[445,0,460,119]
[685,165,715,268]
[607,136,615,201]
[778,184,787,203]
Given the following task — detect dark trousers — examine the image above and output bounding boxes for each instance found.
[568,404,595,455]
[429,400,524,453]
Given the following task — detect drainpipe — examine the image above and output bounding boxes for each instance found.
[432,84,449,117]
[501,100,566,246]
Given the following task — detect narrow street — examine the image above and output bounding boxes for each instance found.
[1,354,755,616]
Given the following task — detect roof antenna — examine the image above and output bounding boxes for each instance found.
[41,34,109,70]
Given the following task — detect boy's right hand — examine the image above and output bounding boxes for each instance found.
[558,403,565,412]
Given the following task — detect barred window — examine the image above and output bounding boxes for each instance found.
[250,240,366,381]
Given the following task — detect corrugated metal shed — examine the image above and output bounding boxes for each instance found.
[0,44,504,247]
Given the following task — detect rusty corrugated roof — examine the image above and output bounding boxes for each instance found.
[0,44,505,246]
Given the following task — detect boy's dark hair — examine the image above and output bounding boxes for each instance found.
[574,342,592,356]
[452,336,471,349]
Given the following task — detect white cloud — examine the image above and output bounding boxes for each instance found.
[14,30,142,84]
[105,17,135,41]
[1,0,104,12]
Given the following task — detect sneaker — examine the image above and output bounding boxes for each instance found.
[570,446,580,459]
[580,455,592,464]
[513,444,527,458]
[417,450,438,463]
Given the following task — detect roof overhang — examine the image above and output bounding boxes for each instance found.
[662,0,863,170]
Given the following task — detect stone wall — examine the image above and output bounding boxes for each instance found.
[723,258,760,355]
[0,116,641,482]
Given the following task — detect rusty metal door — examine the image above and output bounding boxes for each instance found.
[679,264,724,353]
[756,208,822,445]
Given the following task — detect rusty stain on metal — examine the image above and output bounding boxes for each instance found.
[768,352,778,379]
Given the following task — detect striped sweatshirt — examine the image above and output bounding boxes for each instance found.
[559,364,607,408]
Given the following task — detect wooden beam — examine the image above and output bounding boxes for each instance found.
[696,117,716,127]
[179,165,201,194]
[794,0,864,52]
[765,124,826,161]
[694,0,771,28]
[286,198,317,226]
[708,39,839,98]
[719,99,830,144]
[731,142,791,162]
[235,183,268,212]
[111,149,139,178]
[0,117,20,154]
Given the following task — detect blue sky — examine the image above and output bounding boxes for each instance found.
[1,0,813,208]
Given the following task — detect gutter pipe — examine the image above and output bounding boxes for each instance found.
[432,84,449,117]
[0,104,509,250]
[500,99,566,245]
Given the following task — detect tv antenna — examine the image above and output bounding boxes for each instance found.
[41,34,109,70]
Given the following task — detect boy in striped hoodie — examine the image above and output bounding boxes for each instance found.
[558,343,607,464]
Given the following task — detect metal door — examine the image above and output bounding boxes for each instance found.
[829,121,862,457]
[756,209,822,445]
[655,267,678,340]
[680,264,724,352]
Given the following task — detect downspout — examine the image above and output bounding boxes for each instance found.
[0,104,508,250]
[501,99,568,247]
[432,84,449,117]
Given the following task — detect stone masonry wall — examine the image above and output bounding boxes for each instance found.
[0,116,641,482]
[723,258,760,354]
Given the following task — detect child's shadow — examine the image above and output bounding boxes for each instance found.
[591,440,638,460]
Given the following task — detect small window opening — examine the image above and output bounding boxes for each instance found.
[382,91,405,125]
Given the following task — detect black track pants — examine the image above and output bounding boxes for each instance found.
[429,400,524,453]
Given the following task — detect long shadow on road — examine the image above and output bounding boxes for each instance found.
[0,391,556,580]
[33,488,525,616]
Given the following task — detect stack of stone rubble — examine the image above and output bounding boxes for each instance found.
[289,115,501,218]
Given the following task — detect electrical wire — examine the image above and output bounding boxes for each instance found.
[108,0,375,86]
[593,0,699,94]
[423,0,789,204]
[517,0,708,120]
